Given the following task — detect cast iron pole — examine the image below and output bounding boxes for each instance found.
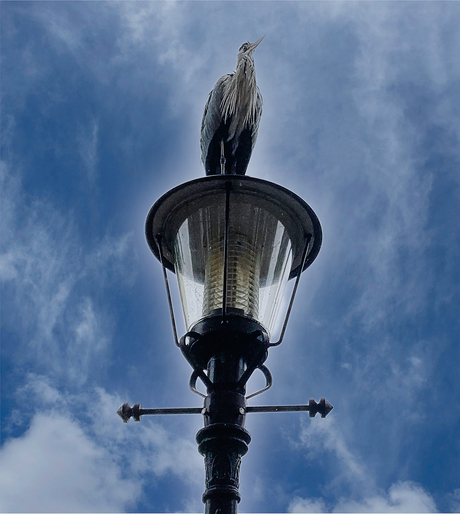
[198,353,250,514]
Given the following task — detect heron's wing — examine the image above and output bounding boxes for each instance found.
[250,88,263,151]
[200,75,231,165]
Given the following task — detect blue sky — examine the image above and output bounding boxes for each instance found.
[1,1,460,512]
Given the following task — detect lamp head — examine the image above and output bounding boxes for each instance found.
[146,175,321,341]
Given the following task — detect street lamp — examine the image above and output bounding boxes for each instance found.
[118,174,332,514]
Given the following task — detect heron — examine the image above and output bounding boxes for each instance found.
[201,36,264,175]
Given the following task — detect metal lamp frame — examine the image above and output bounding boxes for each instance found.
[119,175,331,514]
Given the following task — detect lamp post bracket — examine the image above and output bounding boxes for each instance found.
[117,403,203,422]
[117,398,332,422]
[246,398,333,418]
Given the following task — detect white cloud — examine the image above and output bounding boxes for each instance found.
[289,496,327,513]
[17,374,62,406]
[87,388,203,485]
[0,413,141,513]
[332,481,437,513]
[119,2,205,82]
[1,377,204,512]
[289,481,437,513]
[448,489,460,512]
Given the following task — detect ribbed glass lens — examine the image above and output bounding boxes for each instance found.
[203,232,260,319]
[173,192,292,335]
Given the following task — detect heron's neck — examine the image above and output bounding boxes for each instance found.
[236,54,256,82]
[222,55,258,125]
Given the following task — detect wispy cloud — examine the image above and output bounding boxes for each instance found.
[296,417,372,497]
[78,118,99,184]
[0,161,135,385]
[289,417,439,513]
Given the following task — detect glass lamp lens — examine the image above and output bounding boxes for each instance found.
[174,194,292,335]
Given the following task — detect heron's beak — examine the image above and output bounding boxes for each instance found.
[248,35,265,54]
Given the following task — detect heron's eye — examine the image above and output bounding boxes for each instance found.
[239,43,249,52]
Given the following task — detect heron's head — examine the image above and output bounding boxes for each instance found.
[237,36,265,59]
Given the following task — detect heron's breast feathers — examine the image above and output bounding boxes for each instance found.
[220,69,261,142]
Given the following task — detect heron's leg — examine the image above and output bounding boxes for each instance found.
[220,140,226,175]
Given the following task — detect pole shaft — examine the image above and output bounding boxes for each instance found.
[197,353,250,514]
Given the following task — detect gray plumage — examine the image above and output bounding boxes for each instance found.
[201,36,264,175]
